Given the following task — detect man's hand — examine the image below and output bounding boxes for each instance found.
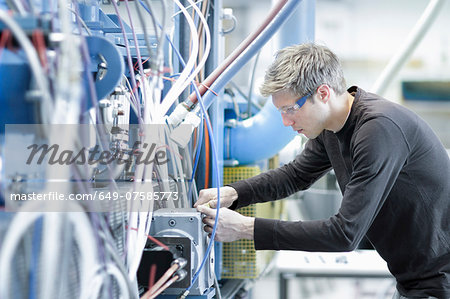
[196,205,254,242]
[194,186,238,209]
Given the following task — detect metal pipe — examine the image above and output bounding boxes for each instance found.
[371,0,445,95]
[188,0,300,106]
[202,0,304,109]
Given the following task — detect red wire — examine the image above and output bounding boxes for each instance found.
[0,30,11,61]
[34,30,48,71]
[31,31,38,55]
[148,264,157,291]
[31,30,47,72]
[134,57,150,71]
[131,79,141,95]
[127,227,170,251]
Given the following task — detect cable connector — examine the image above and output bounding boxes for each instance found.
[167,103,190,127]
[171,257,188,270]
[174,269,187,281]
[177,290,190,299]
[170,112,201,148]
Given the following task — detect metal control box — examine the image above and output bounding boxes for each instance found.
[148,208,214,296]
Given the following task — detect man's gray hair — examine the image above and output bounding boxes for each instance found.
[259,43,347,98]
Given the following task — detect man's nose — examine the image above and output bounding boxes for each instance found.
[281,113,294,127]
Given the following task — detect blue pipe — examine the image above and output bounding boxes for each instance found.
[224,97,297,164]
[224,0,314,164]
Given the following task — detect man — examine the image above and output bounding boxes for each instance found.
[195,43,450,298]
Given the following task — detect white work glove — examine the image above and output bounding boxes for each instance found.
[193,186,238,209]
[196,205,254,242]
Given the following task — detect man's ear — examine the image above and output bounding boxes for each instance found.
[316,84,331,103]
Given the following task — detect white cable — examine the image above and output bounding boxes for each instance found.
[88,263,131,299]
[172,0,205,17]
[87,271,104,299]
[0,10,53,123]
[67,210,101,299]
[164,125,189,207]
[127,209,154,282]
[127,142,150,281]
[160,0,211,120]
[126,211,140,279]
[122,75,141,119]
[125,0,152,127]
[141,74,157,124]
[0,202,99,299]
[371,0,446,95]
[104,263,131,299]
[37,5,82,294]
[53,0,83,125]
[170,0,212,113]
[0,210,42,299]
[158,0,199,119]
[104,241,137,299]
[39,213,62,299]
[150,75,163,122]
[9,0,27,15]
[127,129,157,280]
[185,0,211,89]
[127,123,184,278]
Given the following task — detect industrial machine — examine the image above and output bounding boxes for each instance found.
[0,0,314,298]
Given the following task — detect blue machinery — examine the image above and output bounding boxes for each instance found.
[0,0,314,298]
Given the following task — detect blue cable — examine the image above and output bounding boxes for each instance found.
[29,216,43,299]
[187,115,203,204]
[185,70,221,294]
[139,0,221,293]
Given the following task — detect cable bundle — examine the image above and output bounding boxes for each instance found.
[0,0,301,297]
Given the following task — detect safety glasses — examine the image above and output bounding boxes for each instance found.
[277,91,313,115]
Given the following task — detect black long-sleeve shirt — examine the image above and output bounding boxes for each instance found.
[229,87,450,298]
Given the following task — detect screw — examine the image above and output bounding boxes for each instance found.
[169,219,176,227]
